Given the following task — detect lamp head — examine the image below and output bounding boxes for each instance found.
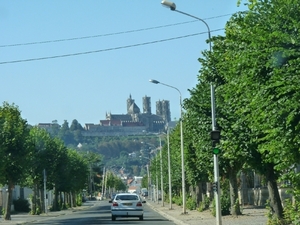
[149,79,160,84]
[161,0,176,10]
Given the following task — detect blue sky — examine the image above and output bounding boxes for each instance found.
[0,1,247,126]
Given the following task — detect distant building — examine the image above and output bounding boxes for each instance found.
[37,120,60,135]
[82,95,171,137]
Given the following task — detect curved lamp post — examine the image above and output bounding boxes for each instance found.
[159,135,164,207]
[149,79,186,214]
[161,1,221,224]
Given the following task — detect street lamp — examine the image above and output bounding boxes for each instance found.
[167,126,173,210]
[161,1,221,224]
[149,79,186,214]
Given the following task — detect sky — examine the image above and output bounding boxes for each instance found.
[0,1,247,126]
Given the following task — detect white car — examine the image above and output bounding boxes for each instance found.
[109,193,146,221]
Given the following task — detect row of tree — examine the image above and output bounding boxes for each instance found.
[0,103,102,220]
[50,119,160,176]
[147,0,300,224]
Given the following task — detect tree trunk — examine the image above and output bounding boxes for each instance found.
[37,188,41,214]
[66,193,68,207]
[60,192,64,209]
[72,192,77,207]
[40,187,45,213]
[70,192,73,208]
[59,192,62,209]
[195,182,202,206]
[229,170,242,216]
[52,186,59,211]
[265,163,283,220]
[4,181,13,220]
[31,183,37,215]
[65,192,69,208]
[0,188,3,211]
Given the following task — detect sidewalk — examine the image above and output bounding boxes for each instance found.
[0,202,94,225]
[146,199,268,225]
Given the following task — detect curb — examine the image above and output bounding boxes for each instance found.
[146,202,186,225]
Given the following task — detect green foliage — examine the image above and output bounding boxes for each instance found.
[61,203,69,210]
[198,195,210,212]
[0,102,31,220]
[266,217,289,225]
[211,198,216,217]
[211,193,231,217]
[0,102,31,186]
[106,172,126,192]
[76,194,83,206]
[183,0,300,220]
[220,194,231,216]
[34,206,41,215]
[141,175,148,189]
[266,199,288,225]
[186,197,197,210]
[283,199,300,225]
[172,195,182,206]
[13,198,31,213]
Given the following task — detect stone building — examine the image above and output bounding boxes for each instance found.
[82,95,171,137]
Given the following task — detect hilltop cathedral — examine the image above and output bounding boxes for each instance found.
[82,94,172,136]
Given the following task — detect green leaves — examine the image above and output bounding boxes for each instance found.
[0,102,30,185]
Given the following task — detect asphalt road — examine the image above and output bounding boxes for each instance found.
[25,201,177,225]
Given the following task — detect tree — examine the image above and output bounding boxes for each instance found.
[70,119,84,144]
[0,102,31,220]
[26,127,53,215]
[58,120,74,146]
[70,119,83,131]
[188,0,300,220]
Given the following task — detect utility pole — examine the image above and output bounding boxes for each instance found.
[159,136,164,206]
[101,167,105,200]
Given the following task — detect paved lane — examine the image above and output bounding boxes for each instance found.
[26,201,177,225]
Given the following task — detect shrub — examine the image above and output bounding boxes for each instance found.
[283,199,300,225]
[198,195,210,212]
[76,194,83,206]
[220,194,230,216]
[211,193,231,216]
[265,199,296,225]
[186,197,197,210]
[172,195,182,206]
[13,198,31,213]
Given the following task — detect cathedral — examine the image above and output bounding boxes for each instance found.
[83,95,171,136]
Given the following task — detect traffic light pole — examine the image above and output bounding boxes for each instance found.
[211,130,221,224]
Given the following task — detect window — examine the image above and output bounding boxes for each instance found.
[116,195,139,201]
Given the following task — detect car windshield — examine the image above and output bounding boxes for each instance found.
[115,195,139,201]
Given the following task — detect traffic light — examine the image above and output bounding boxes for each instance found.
[210,130,221,142]
[211,130,221,154]
[212,181,218,192]
[212,147,221,155]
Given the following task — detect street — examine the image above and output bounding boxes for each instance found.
[25,200,177,225]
